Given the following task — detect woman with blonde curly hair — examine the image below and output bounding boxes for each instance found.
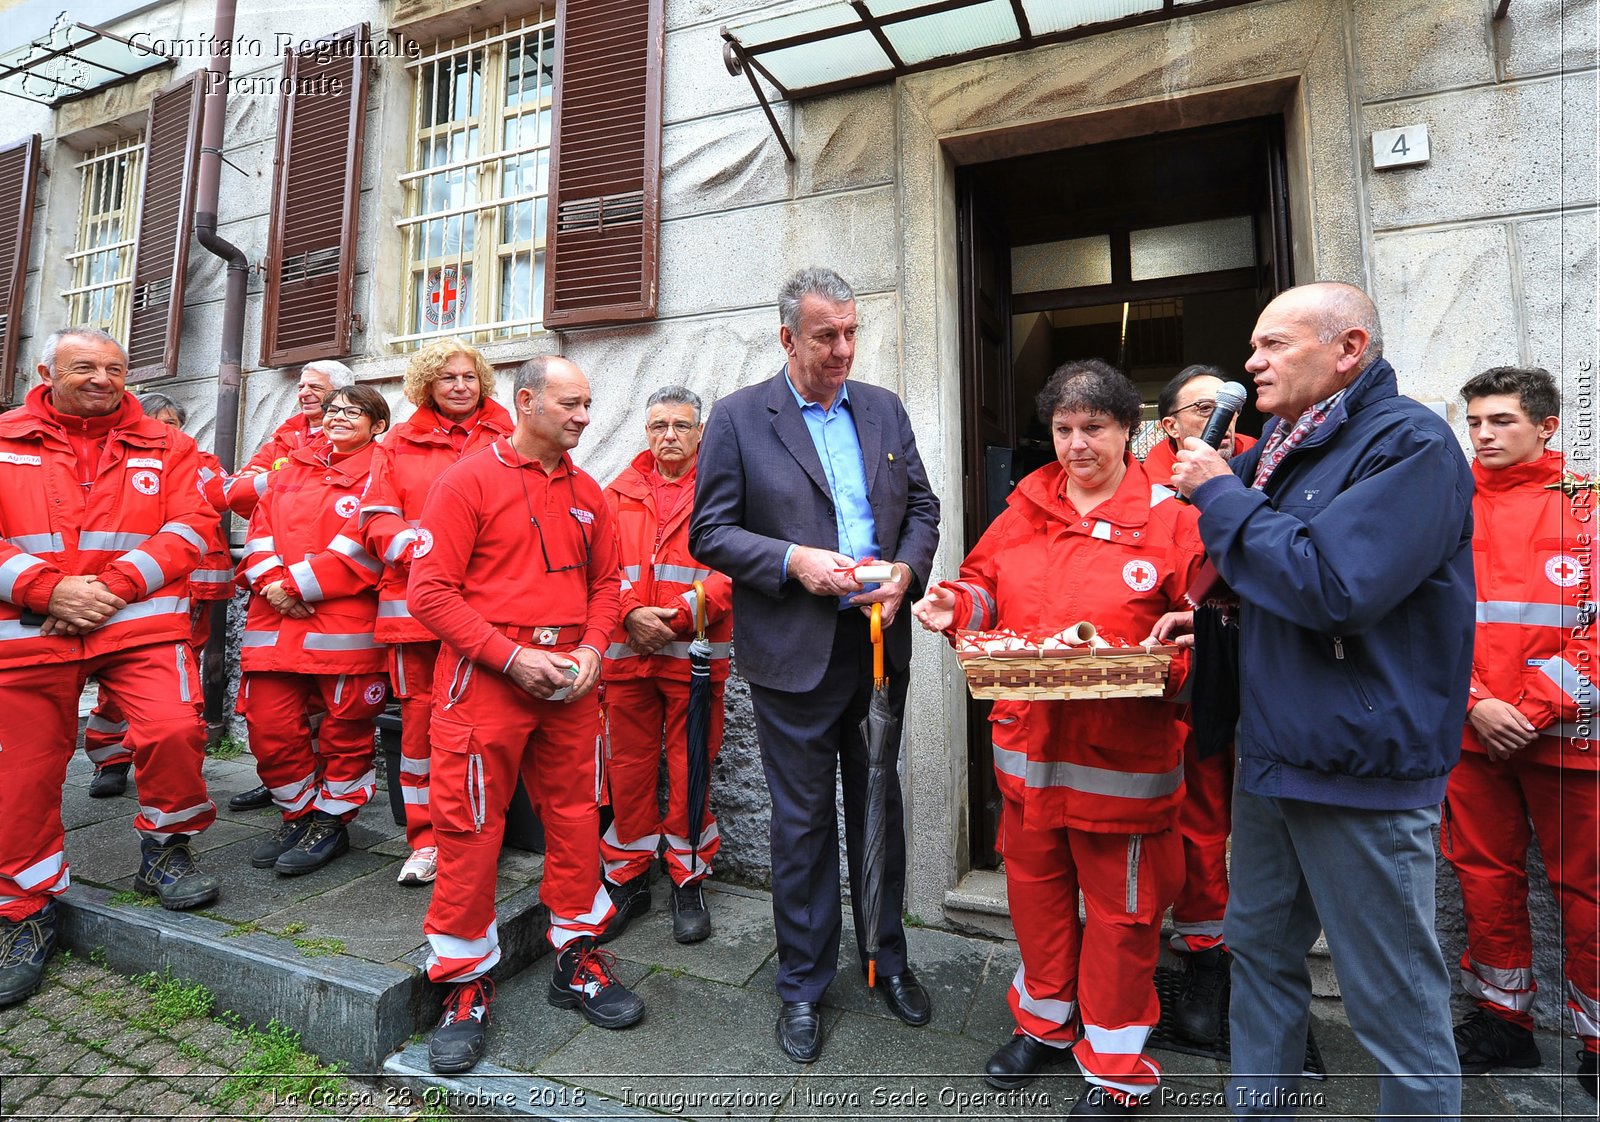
[360,338,514,885]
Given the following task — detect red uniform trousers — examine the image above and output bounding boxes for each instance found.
[1170,739,1233,953]
[242,671,386,822]
[0,641,214,920]
[1443,750,1600,1052]
[423,654,613,983]
[1000,793,1184,1101]
[600,677,724,887]
[84,604,218,770]
[389,642,440,851]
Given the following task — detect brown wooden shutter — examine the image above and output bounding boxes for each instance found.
[126,74,205,382]
[0,135,40,403]
[261,24,370,367]
[543,0,665,328]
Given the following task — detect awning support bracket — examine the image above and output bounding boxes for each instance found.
[723,38,796,163]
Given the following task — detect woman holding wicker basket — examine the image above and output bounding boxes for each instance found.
[912,359,1205,1116]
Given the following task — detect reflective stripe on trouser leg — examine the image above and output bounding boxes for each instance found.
[83,693,132,768]
[425,665,611,978]
[997,793,1082,1045]
[598,678,666,885]
[92,644,214,841]
[310,672,386,820]
[1068,825,1183,1101]
[1442,751,1538,1028]
[661,678,725,886]
[1170,738,1231,953]
[0,660,82,919]
[393,642,439,851]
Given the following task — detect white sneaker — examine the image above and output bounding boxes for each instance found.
[398,847,438,886]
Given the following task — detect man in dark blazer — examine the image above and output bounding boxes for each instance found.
[690,267,940,1063]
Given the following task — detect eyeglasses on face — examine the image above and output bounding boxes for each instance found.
[1168,399,1219,419]
[646,420,697,436]
[323,404,369,420]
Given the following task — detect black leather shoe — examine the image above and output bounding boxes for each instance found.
[228,784,272,811]
[878,969,931,1026]
[776,1000,821,1063]
[89,763,130,799]
[985,1033,1072,1090]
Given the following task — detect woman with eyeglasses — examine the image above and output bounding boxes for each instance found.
[237,384,392,876]
[359,339,513,887]
[1141,364,1255,480]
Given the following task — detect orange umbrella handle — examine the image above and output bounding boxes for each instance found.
[870,602,884,687]
[694,579,707,641]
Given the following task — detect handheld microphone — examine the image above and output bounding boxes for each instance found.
[1199,381,1250,449]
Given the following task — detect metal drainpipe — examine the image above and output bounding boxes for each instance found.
[195,0,246,743]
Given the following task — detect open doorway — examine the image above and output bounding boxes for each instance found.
[957,116,1293,868]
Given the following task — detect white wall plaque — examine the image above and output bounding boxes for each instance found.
[1372,124,1430,169]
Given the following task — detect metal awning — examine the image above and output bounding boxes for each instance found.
[0,17,174,106]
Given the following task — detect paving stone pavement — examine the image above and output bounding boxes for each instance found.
[0,950,422,1120]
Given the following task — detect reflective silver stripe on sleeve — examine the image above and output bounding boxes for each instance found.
[604,642,640,660]
[621,565,642,582]
[359,504,403,527]
[384,529,419,564]
[243,537,276,554]
[992,743,1184,799]
[1540,656,1597,707]
[654,563,711,583]
[0,553,46,601]
[79,530,149,551]
[0,618,43,640]
[303,632,382,651]
[328,535,382,575]
[5,533,63,553]
[288,560,324,603]
[377,600,413,618]
[101,596,190,627]
[254,474,269,496]
[157,521,208,552]
[242,630,279,648]
[244,556,284,583]
[1476,600,1583,629]
[116,549,167,595]
[190,568,235,584]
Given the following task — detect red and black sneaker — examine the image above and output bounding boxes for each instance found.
[548,938,645,1029]
[429,977,493,1074]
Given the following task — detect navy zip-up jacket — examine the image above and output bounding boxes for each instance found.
[1190,357,1475,810]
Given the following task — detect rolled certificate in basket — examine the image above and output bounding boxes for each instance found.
[1060,621,1097,646]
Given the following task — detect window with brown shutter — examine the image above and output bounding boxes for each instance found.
[543,0,664,328]
[261,24,371,368]
[125,74,204,382]
[0,135,40,404]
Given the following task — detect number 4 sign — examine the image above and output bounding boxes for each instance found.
[1372,124,1430,169]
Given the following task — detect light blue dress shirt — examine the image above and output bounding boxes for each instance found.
[781,372,881,606]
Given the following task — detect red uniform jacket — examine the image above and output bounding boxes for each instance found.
[409,439,620,675]
[1467,450,1597,769]
[0,386,217,669]
[223,412,326,517]
[237,441,384,674]
[602,450,732,684]
[943,458,1206,833]
[1141,431,1256,478]
[190,448,236,602]
[359,401,514,644]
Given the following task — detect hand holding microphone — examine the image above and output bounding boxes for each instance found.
[1172,381,1249,501]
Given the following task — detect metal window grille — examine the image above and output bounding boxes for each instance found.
[63,137,144,336]
[396,14,556,346]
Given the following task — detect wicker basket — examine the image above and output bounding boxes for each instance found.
[955,638,1180,700]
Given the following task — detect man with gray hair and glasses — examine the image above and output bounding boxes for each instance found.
[597,385,732,946]
[691,267,940,1063]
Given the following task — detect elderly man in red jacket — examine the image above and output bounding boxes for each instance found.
[598,386,732,945]
[0,327,220,1007]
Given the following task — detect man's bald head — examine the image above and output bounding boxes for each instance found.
[1274,282,1384,370]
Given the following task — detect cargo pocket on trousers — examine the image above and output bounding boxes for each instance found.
[431,717,488,835]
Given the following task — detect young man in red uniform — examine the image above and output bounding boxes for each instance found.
[409,355,645,1074]
[1448,365,1597,1098]
[0,328,220,1006]
[598,386,732,944]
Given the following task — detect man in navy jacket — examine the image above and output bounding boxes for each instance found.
[690,267,940,1064]
[1170,282,1472,1120]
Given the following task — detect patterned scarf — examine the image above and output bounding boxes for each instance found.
[1251,388,1349,490]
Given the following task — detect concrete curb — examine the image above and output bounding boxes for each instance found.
[58,883,552,1071]
[384,1043,661,1120]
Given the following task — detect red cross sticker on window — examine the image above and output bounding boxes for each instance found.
[425,266,466,328]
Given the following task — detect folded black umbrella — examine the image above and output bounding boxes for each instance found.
[857,603,900,989]
[683,581,714,878]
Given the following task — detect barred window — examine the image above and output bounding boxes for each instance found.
[397,15,555,346]
[63,138,144,336]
